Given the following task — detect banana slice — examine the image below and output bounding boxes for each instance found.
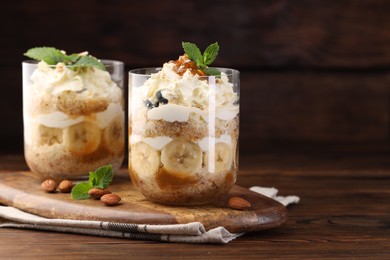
[161,140,202,175]
[104,116,124,153]
[64,121,101,155]
[204,143,233,174]
[130,142,160,178]
[36,125,63,146]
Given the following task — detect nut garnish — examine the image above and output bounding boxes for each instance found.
[100,193,121,206]
[88,188,111,199]
[228,196,251,210]
[41,179,58,193]
[58,180,74,193]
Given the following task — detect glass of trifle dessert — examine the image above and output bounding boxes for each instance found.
[129,42,239,205]
[22,47,125,180]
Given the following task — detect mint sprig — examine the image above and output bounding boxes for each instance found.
[71,182,92,200]
[88,165,113,189]
[182,42,221,76]
[70,55,105,71]
[203,43,219,66]
[24,47,67,65]
[24,47,106,71]
[71,165,113,200]
[204,67,221,76]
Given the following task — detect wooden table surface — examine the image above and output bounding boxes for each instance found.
[0,145,389,259]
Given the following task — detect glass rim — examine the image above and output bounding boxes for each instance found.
[22,59,124,67]
[129,67,240,77]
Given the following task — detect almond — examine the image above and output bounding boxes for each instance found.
[88,188,111,199]
[58,180,74,193]
[41,179,58,193]
[101,193,121,206]
[228,196,251,210]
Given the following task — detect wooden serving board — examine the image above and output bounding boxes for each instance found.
[0,170,287,233]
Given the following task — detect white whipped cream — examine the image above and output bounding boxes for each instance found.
[216,106,240,121]
[96,103,124,128]
[147,104,204,122]
[31,61,122,103]
[147,103,239,122]
[35,111,84,128]
[34,103,123,129]
[28,61,123,128]
[133,62,239,123]
[130,135,173,150]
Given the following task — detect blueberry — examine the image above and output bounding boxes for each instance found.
[156,91,168,105]
[145,100,154,109]
[145,91,169,109]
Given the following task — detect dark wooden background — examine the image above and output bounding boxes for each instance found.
[1,0,389,154]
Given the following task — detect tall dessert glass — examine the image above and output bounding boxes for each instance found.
[129,65,240,205]
[22,60,125,180]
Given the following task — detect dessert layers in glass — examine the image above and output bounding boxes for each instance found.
[23,60,125,180]
[129,57,239,205]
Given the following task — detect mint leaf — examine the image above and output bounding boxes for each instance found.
[203,42,219,66]
[182,42,221,74]
[71,182,92,200]
[24,47,67,65]
[65,53,82,64]
[70,55,106,71]
[88,171,98,187]
[24,47,105,71]
[92,165,113,189]
[204,67,221,76]
[182,42,204,68]
[71,164,114,200]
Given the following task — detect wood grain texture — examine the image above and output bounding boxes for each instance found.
[0,151,389,259]
[240,71,389,145]
[0,170,287,233]
[2,0,390,68]
[1,0,390,152]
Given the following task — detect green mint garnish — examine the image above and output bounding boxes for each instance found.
[71,165,113,200]
[70,55,105,71]
[204,67,221,76]
[182,42,203,67]
[71,182,92,200]
[203,43,219,66]
[24,47,67,65]
[24,47,106,71]
[182,42,221,76]
[88,165,113,189]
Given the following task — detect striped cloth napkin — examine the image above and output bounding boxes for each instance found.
[0,187,299,244]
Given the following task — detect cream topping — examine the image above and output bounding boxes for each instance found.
[31,61,122,103]
[96,103,124,128]
[35,111,84,128]
[27,61,123,129]
[133,62,239,122]
[146,103,239,122]
[147,104,204,122]
[34,103,123,129]
[130,135,173,150]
